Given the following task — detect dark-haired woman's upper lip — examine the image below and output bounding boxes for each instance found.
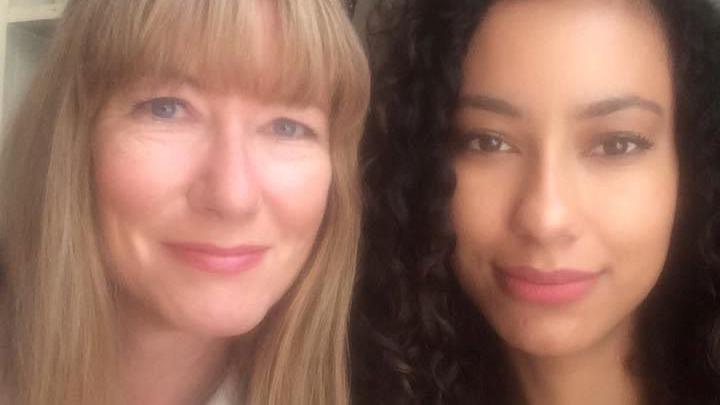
[497,265,601,285]
[493,265,602,305]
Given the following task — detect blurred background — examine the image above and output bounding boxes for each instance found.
[0,0,717,149]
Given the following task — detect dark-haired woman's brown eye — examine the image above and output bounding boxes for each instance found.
[458,132,515,154]
[589,133,654,157]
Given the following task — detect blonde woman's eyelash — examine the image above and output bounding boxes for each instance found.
[131,97,188,119]
[262,117,319,140]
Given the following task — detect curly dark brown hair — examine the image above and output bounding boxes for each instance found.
[351,1,720,404]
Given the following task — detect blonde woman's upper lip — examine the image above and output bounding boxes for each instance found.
[497,266,600,284]
[164,242,268,274]
[164,242,269,256]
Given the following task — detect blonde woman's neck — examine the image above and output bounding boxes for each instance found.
[117,303,233,405]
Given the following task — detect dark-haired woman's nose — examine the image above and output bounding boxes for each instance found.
[510,153,580,248]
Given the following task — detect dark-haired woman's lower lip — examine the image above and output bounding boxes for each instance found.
[494,266,600,305]
[164,244,267,275]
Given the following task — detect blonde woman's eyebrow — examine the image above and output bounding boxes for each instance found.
[124,72,204,94]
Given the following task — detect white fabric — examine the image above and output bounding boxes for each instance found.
[205,372,240,405]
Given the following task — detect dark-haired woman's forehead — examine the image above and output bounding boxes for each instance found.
[460,0,672,124]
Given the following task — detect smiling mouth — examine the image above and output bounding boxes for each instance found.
[164,242,268,275]
[493,265,602,305]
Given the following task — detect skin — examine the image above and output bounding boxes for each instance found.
[93,78,331,404]
[450,1,676,404]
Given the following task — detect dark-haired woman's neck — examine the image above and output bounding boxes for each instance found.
[509,319,642,405]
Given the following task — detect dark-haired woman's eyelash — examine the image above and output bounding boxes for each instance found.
[588,132,654,157]
[132,97,188,120]
[455,130,516,154]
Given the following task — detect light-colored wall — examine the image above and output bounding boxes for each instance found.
[4,24,48,123]
[0,0,8,133]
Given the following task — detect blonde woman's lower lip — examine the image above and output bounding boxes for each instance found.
[165,244,267,275]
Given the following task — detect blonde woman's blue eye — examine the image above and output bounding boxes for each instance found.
[137,97,185,119]
[270,118,314,139]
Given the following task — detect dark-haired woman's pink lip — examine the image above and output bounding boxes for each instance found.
[494,265,601,305]
[164,243,268,275]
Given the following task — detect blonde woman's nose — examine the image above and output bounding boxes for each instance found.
[189,124,261,220]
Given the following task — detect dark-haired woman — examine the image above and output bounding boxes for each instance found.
[353,1,720,404]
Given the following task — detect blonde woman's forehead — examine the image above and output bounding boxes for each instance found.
[111,68,332,112]
[89,1,339,110]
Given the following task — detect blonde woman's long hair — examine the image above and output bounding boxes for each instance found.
[0,0,369,404]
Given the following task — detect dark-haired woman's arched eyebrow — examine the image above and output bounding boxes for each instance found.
[457,94,523,118]
[575,95,664,119]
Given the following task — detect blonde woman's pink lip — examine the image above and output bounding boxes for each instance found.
[164,242,268,275]
[494,265,601,305]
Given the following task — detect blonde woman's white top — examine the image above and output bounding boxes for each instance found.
[206,372,241,405]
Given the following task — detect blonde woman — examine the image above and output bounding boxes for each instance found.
[0,0,369,404]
